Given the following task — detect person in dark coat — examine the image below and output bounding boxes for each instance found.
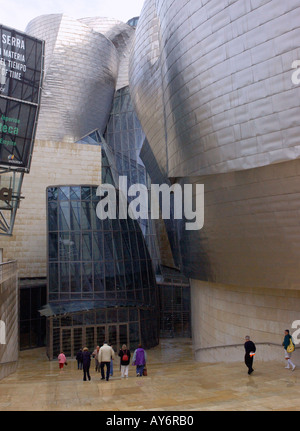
[118,344,131,378]
[76,349,83,370]
[82,347,91,381]
[282,329,296,370]
[244,335,256,375]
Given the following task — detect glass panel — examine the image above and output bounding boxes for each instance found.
[119,324,128,348]
[59,201,70,231]
[96,309,106,323]
[73,314,83,326]
[94,262,104,292]
[48,202,58,231]
[129,308,138,322]
[70,186,81,200]
[141,260,149,287]
[74,328,82,354]
[61,316,72,326]
[59,233,70,261]
[85,311,95,325]
[136,232,146,259]
[82,262,93,293]
[86,327,95,351]
[59,187,70,201]
[122,231,131,260]
[49,233,58,261]
[60,262,69,293]
[62,329,71,357]
[48,187,58,202]
[91,201,102,230]
[49,263,58,293]
[107,309,117,323]
[115,261,125,291]
[108,325,117,347]
[81,201,92,230]
[124,261,134,290]
[69,232,81,261]
[129,322,139,349]
[70,263,81,293]
[93,231,103,261]
[97,326,106,346]
[130,232,139,260]
[82,232,92,261]
[70,201,81,231]
[118,308,128,323]
[81,187,92,200]
[112,231,123,260]
[105,261,115,291]
[104,232,114,260]
[53,328,60,358]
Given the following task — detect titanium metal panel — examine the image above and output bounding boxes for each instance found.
[25,14,119,143]
[79,17,135,90]
[129,0,300,290]
[130,0,300,178]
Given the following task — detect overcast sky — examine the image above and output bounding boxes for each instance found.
[0,0,145,31]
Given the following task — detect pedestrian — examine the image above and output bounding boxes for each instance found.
[98,341,115,381]
[110,344,114,376]
[132,344,147,377]
[92,346,100,372]
[76,349,83,370]
[282,329,296,371]
[82,347,91,381]
[58,350,67,371]
[244,336,256,375]
[119,344,131,378]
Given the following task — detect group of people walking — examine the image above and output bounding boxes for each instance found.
[59,342,147,381]
[59,329,297,380]
[244,329,297,375]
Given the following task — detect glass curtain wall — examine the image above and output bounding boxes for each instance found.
[103,86,161,275]
[46,184,159,358]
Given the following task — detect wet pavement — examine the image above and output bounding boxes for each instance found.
[0,338,299,411]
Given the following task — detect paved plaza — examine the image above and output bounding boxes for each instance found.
[0,339,299,411]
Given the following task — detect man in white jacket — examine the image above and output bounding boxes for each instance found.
[98,342,115,381]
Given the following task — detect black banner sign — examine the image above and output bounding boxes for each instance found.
[0,24,44,172]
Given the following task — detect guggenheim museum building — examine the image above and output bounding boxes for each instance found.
[1,0,300,377]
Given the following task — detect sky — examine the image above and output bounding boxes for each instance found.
[0,0,146,32]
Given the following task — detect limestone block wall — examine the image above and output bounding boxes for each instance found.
[0,139,101,278]
[0,261,18,380]
[191,279,300,364]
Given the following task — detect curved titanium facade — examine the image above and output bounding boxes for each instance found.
[129,0,300,359]
[25,14,119,142]
[79,17,135,90]
[130,0,300,178]
[129,0,300,290]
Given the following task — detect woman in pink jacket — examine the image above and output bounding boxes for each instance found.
[58,351,67,370]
